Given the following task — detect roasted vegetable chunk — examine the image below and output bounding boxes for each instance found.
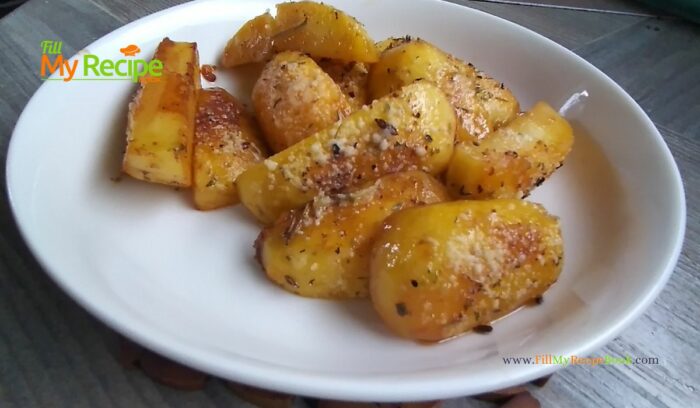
[274,1,379,62]
[222,1,379,66]
[252,52,352,152]
[317,58,370,110]
[256,171,449,298]
[193,88,268,210]
[446,101,574,199]
[370,200,563,342]
[221,12,276,67]
[369,38,519,143]
[236,82,456,224]
[123,38,200,186]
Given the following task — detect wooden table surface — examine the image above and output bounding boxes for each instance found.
[0,0,698,407]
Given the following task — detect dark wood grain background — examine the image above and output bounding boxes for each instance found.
[0,1,698,407]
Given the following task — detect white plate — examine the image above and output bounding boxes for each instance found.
[6,0,685,401]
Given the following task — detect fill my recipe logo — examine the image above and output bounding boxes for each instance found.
[40,40,162,83]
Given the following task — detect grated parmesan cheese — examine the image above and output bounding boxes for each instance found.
[379,138,390,151]
[310,142,328,164]
[264,159,278,171]
[445,228,508,285]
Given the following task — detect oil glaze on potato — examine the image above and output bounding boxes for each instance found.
[123,38,200,186]
[221,12,276,67]
[236,82,456,224]
[193,88,268,210]
[368,38,519,143]
[370,200,563,342]
[256,171,449,299]
[273,1,379,62]
[252,52,352,152]
[221,2,379,66]
[446,101,574,199]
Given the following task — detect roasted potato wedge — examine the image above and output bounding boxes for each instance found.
[274,1,379,62]
[256,171,449,299]
[375,36,413,54]
[222,1,378,67]
[252,52,352,152]
[193,88,268,210]
[317,58,370,110]
[221,12,276,67]
[123,38,200,186]
[368,38,519,143]
[446,101,574,199]
[236,81,456,224]
[370,199,563,342]
[369,39,457,99]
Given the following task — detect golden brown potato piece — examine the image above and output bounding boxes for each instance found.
[222,2,379,67]
[375,36,414,54]
[446,101,574,199]
[317,58,370,110]
[123,38,200,186]
[256,171,449,299]
[252,52,352,152]
[236,82,457,224]
[370,199,563,342]
[274,2,379,62]
[221,12,276,67]
[368,38,519,143]
[193,88,268,210]
[369,39,454,99]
